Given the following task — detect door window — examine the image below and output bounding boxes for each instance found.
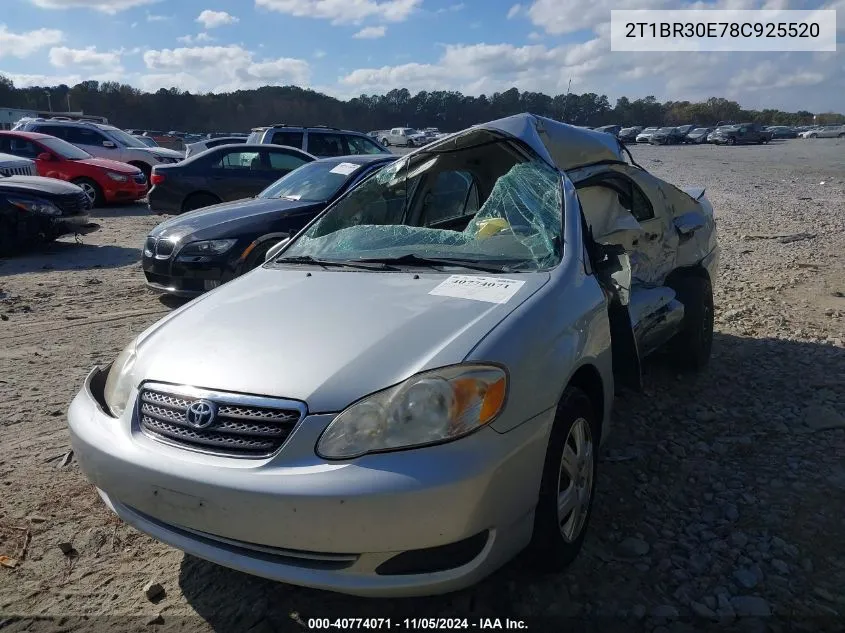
[0,137,39,159]
[344,134,387,155]
[307,133,345,157]
[63,126,110,146]
[421,170,479,226]
[270,131,304,148]
[212,149,262,170]
[265,150,309,172]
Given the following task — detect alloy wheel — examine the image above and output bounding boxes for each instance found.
[557,417,595,543]
[79,182,97,206]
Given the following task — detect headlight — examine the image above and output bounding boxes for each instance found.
[103,340,138,418]
[317,364,507,459]
[106,171,129,182]
[8,197,62,216]
[180,239,237,255]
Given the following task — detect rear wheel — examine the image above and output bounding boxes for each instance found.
[525,387,598,572]
[71,177,104,207]
[726,137,736,145]
[380,138,390,146]
[181,192,221,213]
[668,275,714,370]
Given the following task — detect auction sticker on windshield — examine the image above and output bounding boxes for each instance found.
[329,162,361,175]
[429,275,525,304]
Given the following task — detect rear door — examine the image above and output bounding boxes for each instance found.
[258,148,313,187]
[269,130,305,150]
[206,147,268,200]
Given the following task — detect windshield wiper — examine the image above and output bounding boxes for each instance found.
[273,255,397,271]
[354,254,513,273]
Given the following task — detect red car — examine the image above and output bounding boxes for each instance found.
[0,131,148,207]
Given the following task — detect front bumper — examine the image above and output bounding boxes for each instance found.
[141,251,237,297]
[67,368,552,597]
[104,182,148,203]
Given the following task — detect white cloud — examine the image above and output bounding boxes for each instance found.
[146,13,170,21]
[528,31,543,40]
[353,25,386,38]
[29,0,160,13]
[177,32,215,44]
[314,49,327,58]
[0,24,63,58]
[436,3,465,12]
[506,3,521,18]
[196,9,239,28]
[49,46,122,69]
[255,0,421,24]
[141,45,310,92]
[0,70,125,88]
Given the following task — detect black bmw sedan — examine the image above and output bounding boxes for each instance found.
[142,154,397,297]
[148,143,316,214]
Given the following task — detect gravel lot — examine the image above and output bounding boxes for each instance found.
[1,139,844,631]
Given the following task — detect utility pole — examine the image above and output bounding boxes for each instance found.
[67,94,72,112]
[44,91,52,112]
[561,77,572,123]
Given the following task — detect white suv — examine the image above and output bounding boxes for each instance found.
[13,118,184,180]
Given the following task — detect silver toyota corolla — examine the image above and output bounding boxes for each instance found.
[68,113,719,597]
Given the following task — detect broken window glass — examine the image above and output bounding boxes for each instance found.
[283,143,564,271]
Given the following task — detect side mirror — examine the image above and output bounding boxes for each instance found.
[102,140,117,149]
[264,237,291,262]
[37,152,54,162]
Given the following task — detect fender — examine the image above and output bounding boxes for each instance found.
[235,232,290,274]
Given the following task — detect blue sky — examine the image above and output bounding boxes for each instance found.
[0,0,842,112]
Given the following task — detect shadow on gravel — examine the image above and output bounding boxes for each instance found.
[157,294,192,309]
[0,241,139,276]
[95,201,156,218]
[177,332,845,631]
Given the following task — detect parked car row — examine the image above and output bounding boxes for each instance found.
[67,113,721,599]
[596,122,838,146]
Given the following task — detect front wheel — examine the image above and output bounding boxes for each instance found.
[726,137,736,145]
[380,138,390,146]
[524,386,598,572]
[243,236,288,273]
[72,177,104,207]
[838,133,845,139]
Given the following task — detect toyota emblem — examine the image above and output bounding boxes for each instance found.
[185,399,217,429]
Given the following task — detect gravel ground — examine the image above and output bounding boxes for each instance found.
[1,139,844,632]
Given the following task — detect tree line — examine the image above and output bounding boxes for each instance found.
[2,75,842,134]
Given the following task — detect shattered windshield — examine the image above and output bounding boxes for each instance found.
[279,141,563,272]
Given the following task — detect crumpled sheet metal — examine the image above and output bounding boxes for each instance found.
[477,113,625,172]
[293,160,562,269]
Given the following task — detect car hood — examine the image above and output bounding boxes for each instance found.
[0,175,82,195]
[133,267,550,412]
[140,146,184,159]
[149,197,323,241]
[79,157,142,174]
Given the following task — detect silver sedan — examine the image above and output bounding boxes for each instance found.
[68,113,719,597]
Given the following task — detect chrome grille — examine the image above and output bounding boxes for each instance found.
[137,384,305,458]
[155,240,175,258]
[0,164,37,177]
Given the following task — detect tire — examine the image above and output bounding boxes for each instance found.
[407,139,416,147]
[524,386,599,572]
[243,236,287,273]
[71,177,104,207]
[380,138,390,147]
[838,133,845,139]
[726,137,736,145]
[668,275,714,370]
[181,192,221,213]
